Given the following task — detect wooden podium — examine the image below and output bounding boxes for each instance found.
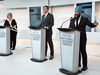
[29,26,47,62]
[0,26,12,56]
[58,28,81,74]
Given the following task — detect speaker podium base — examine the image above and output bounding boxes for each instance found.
[30,58,48,63]
[59,68,82,75]
[0,52,13,56]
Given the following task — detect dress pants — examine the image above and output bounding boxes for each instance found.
[79,35,87,67]
[10,30,17,49]
[45,30,54,56]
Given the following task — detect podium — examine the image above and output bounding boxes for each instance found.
[29,26,47,62]
[58,28,81,74]
[0,26,12,56]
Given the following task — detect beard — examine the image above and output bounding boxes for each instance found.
[74,13,81,20]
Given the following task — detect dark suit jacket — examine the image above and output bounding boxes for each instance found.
[69,16,96,41]
[4,19,17,32]
[4,19,17,27]
[39,13,54,35]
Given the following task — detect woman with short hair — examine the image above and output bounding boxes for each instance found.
[4,13,18,50]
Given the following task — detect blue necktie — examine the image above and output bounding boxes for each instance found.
[43,14,46,22]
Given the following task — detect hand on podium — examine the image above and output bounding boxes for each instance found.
[44,26,48,29]
[9,26,15,28]
[12,26,16,28]
[9,26,12,28]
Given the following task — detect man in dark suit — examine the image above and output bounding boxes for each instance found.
[69,6,99,71]
[39,6,54,60]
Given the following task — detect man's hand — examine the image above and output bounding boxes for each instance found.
[94,20,99,26]
[44,26,48,29]
[9,26,12,28]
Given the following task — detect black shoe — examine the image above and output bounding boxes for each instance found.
[12,48,15,50]
[10,47,13,50]
[45,54,47,57]
[81,67,88,71]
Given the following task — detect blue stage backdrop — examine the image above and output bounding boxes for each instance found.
[29,7,41,27]
[77,2,92,32]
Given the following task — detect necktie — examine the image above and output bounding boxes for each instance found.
[76,19,78,27]
[43,14,46,22]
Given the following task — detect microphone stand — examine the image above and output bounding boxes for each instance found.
[60,17,73,28]
[31,18,39,26]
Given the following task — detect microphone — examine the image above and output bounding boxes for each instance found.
[61,17,73,28]
[31,17,40,26]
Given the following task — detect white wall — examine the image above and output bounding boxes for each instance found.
[8,8,30,38]
[4,0,48,8]
[49,0,100,44]
[49,0,99,6]
[0,8,8,26]
[51,5,74,39]
[0,1,4,8]
[2,0,48,38]
[0,0,100,56]
[0,0,100,43]
[0,2,7,25]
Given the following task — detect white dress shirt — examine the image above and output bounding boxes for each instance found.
[45,12,48,18]
[75,16,81,27]
[7,19,13,27]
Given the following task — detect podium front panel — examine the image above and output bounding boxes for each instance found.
[0,27,10,54]
[31,29,45,60]
[60,31,80,73]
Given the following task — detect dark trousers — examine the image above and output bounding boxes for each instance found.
[45,31,54,56]
[79,38,87,67]
[10,30,17,49]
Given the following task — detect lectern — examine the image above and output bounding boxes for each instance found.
[0,26,12,56]
[58,28,81,74]
[29,26,47,62]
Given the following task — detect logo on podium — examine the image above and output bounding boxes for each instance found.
[0,30,6,38]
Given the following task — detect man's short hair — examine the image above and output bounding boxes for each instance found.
[43,5,49,9]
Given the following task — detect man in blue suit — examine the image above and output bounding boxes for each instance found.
[39,6,54,60]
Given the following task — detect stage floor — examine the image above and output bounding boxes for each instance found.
[0,46,100,75]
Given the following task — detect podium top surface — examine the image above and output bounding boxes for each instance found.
[29,26,41,29]
[0,26,7,28]
[57,28,81,32]
[29,26,46,30]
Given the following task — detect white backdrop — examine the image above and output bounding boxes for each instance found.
[0,0,100,43]
[51,5,74,39]
[8,8,30,38]
[49,0,100,6]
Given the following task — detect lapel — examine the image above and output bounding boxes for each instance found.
[74,16,82,27]
[6,20,11,26]
[78,16,83,27]
[42,13,49,23]
[7,19,13,26]
[72,18,76,28]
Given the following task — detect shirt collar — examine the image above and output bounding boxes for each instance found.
[7,18,13,22]
[75,15,81,26]
[45,12,49,17]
